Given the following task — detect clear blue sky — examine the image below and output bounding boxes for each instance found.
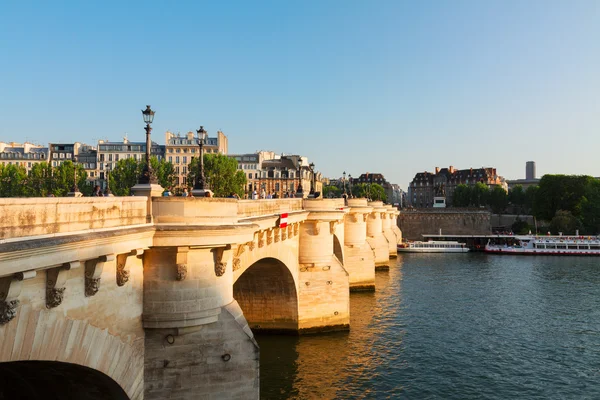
[1,1,598,189]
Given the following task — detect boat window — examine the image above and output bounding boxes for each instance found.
[567,245,578,250]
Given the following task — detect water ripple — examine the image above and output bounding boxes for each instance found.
[258,254,600,399]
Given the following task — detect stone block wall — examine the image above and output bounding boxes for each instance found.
[398,209,491,240]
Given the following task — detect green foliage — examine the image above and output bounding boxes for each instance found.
[470,182,489,207]
[150,156,177,190]
[534,175,593,220]
[109,158,140,196]
[579,179,600,234]
[525,185,538,215]
[323,185,342,198]
[549,210,583,235]
[351,183,387,202]
[509,185,525,212]
[0,164,28,197]
[188,154,247,197]
[452,184,471,207]
[488,185,509,214]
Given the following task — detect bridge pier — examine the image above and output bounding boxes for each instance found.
[143,199,260,400]
[382,205,399,258]
[298,199,350,333]
[344,199,376,291]
[367,201,391,270]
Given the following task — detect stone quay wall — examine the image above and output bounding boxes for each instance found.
[398,209,491,240]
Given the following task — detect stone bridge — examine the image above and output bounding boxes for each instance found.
[0,196,401,399]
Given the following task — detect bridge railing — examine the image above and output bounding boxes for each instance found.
[237,199,304,218]
[0,197,148,241]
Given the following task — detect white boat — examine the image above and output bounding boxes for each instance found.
[397,240,469,253]
[485,235,600,256]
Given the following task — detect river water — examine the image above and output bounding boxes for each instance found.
[257,254,600,399]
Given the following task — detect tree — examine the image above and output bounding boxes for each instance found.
[534,175,593,220]
[188,154,246,197]
[488,185,509,214]
[323,185,342,198]
[452,184,471,207]
[150,157,177,190]
[0,164,28,197]
[49,161,87,197]
[27,162,54,197]
[512,217,532,235]
[579,179,600,234]
[525,185,538,215]
[110,158,141,196]
[509,185,525,213]
[369,183,387,202]
[549,210,582,235]
[470,182,489,207]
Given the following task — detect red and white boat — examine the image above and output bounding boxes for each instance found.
[485,235,600,256]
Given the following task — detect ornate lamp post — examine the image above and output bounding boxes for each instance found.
[67,159,82,197]
[308,162,316,197]
[194,126,207,191]
[296,158,304,198]
[139,105,157,184]
[342,171,347,196]
[348,174,353,198]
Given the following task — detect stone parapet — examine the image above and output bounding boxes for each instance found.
[237,198,303,218]
[153,197,239,225]
[0,197,147,240]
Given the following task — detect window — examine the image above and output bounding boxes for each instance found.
[176,156,180,164]
[183,177,187,185]
[183,166,187,174]
[66,153,71,159]
[115,154,120,161]
[248,173,252,179]
[183,156,187,164]
[109,154,113,162]
[169,156,172,163]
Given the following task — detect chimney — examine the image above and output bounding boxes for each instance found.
[435,167,440,174]
[449,165,454,173]
[187,131,194,140]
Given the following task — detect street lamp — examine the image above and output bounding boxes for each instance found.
[342,171,347,196]
[296,158,304,197]
[194,126,207,191]
[308,162,316,196]
[348,174,353,198]
[139,105,157,184]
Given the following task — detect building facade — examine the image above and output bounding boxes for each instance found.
[165,130,228,188]
[507,161,540,190]
[408,166,507,208]
[97,139,165,186]
[0,142,49,173]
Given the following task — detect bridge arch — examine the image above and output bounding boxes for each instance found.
[0,361,130,399]
[0,308,143,399]
[233,257,299,333]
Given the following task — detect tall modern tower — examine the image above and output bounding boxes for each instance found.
[526,161,536,180]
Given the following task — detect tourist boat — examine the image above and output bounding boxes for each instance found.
[397,241,469,253]
[485,235,600,256]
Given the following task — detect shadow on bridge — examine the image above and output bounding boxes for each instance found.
[0,361,129,399]
[234,257,299,334]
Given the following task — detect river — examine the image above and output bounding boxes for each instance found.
[257,253,600,399]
